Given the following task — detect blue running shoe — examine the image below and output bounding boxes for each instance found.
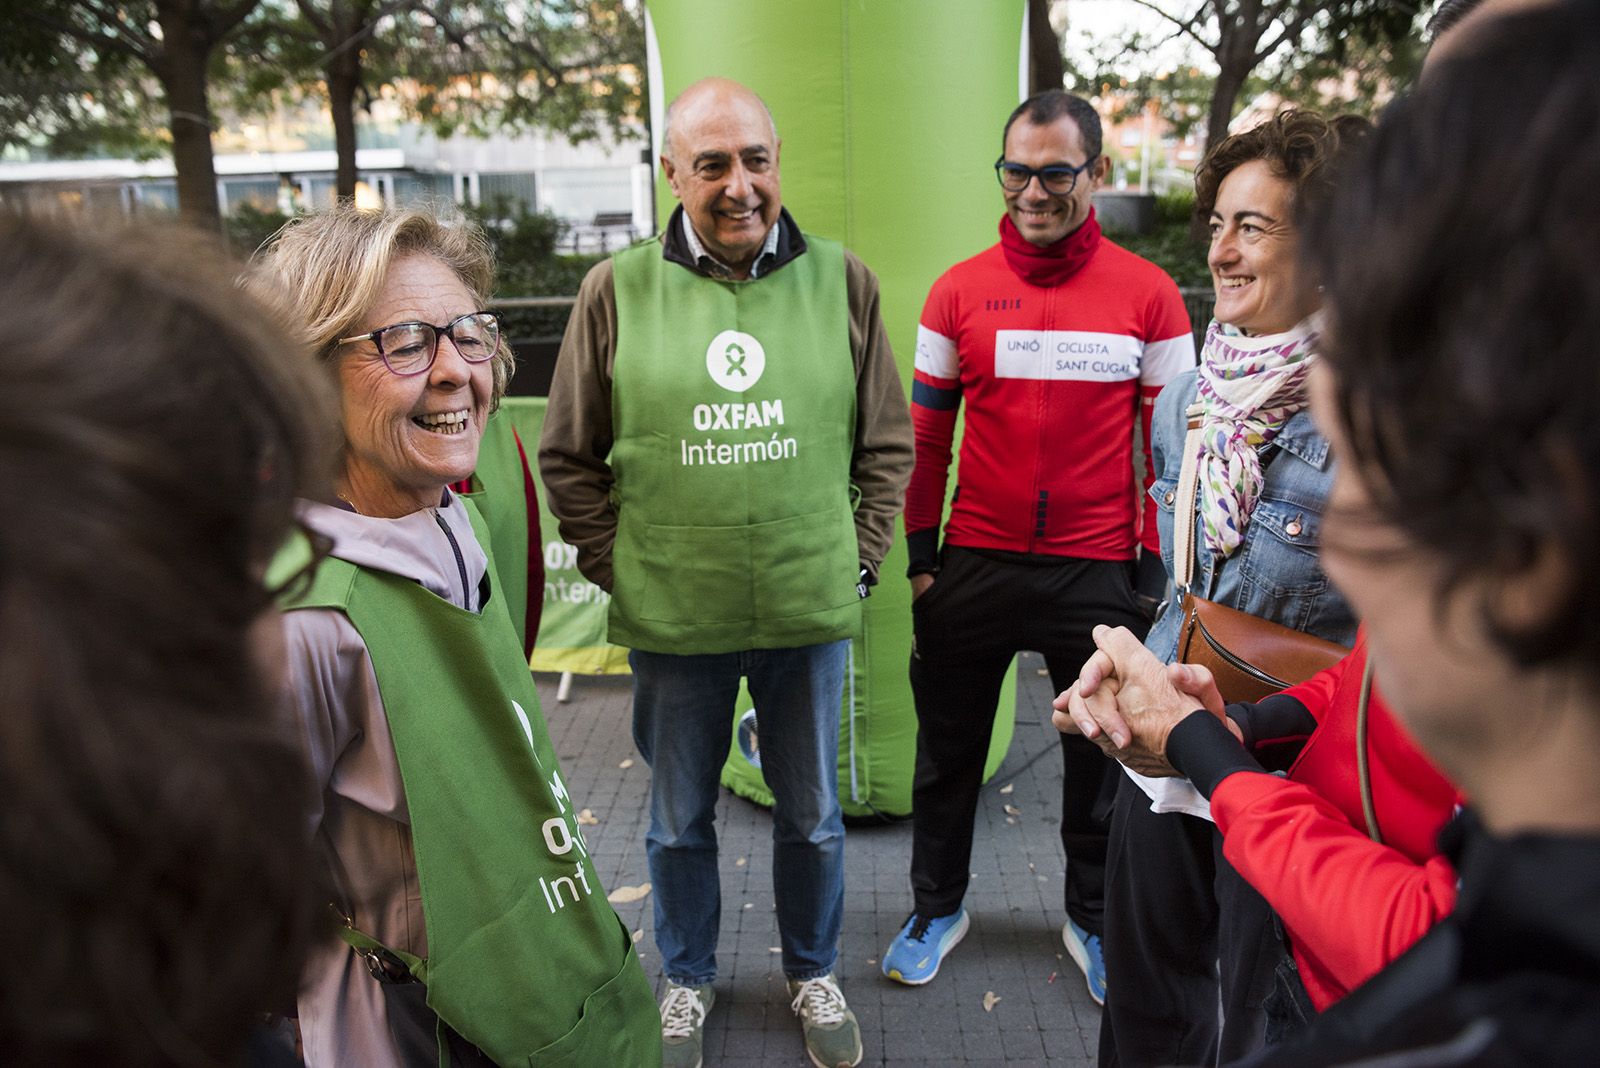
[1061,920,1106,1005]
[882,909,970,985]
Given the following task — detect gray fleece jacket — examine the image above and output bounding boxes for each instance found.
[280,493,487,1068]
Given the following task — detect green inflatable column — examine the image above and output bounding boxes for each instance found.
[645,0,1028,817]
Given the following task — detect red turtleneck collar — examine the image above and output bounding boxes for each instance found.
[999,208,1103,287]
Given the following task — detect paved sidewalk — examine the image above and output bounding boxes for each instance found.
[538,648,1099,1068]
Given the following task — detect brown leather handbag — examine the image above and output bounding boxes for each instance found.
[1172,406,1348,704]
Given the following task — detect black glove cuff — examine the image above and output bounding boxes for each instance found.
[905,527,940,578]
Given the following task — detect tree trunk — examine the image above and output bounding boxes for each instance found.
[1203,0,1271,157]
[1204,57,1251,158]
[329,51,361,201]
[1028,0,1064,96]
[155,11,222,230]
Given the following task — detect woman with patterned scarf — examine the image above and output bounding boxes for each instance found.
[1086,110,1379,1067]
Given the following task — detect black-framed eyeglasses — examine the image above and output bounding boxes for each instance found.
[994,155,1100,196]
[336,311,501,376]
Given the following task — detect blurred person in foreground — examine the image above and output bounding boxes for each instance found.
[1070,2,1600,1063]
[1250,1,1600,1061]
[0,214,329,1065]
[252,207,659,1067]
[1070,111,1442,1068]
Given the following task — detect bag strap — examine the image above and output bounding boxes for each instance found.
[1355,657,1383,844]
[1173,403,1207,594]
[331,903,429,984]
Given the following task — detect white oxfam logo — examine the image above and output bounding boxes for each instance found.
[706,330,766,393]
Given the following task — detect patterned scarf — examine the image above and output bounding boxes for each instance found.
[1192,316,1318,558]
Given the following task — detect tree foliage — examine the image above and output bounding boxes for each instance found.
[272,1,425,199]
[250,0,645,201]
[398,1,644,143]
[2,1,644,226]
[1099,1,1426,153]
[0,5,166,160]
[7,1,271,228]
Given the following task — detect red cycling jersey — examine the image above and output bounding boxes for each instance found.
[906,235,1194,566]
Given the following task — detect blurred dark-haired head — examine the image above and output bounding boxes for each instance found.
[0,213,334,1064]
[1305,1,1600,675]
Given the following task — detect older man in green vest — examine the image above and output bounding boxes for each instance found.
[540,77,912,1068]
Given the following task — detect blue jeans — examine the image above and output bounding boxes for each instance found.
[630,640,848,986]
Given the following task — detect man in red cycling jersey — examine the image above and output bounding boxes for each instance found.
[880,90,1195,1003]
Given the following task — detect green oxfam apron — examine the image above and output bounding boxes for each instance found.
[283,502,659,1067]
[461,408,530,653]
[609,235,861,654]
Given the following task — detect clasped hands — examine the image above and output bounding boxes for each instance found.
[1051,625,1241,778]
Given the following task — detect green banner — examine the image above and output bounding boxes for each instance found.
[501,397,630,676]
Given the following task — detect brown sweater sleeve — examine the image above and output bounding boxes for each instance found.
[537,258,619,591]
[844,250,914,578]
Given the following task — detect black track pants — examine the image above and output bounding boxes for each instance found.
[907,546,1149,934]
[1097,772,1283,1067]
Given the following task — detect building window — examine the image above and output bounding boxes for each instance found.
[393,172,455,208]
[136,182,180,213]
[222,179,280,214]
[478,171,538,212]
[539,167,632,223]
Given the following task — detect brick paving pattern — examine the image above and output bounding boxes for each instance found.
[539,648,1098,1067]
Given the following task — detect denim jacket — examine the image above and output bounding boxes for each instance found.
[1144,369,1357,665]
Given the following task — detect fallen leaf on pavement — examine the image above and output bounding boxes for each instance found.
[1004,804,1021,817]
[983,991,1001,1012]
[735,856,747,867]
[619,758,635,769]
[999,783,1014,795]
[576,808,599,825]
[632,929,643,943]
[607,883,652,904]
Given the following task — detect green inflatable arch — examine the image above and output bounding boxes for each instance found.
[635,0,1029,817]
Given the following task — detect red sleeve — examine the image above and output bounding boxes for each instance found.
[1211,772,1458,1008]
[513,428,543,658]
[1137,384,1162,554]
[904,273,962,550]
[1137,274,1196,555]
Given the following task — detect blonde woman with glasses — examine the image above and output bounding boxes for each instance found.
[253,207,659,1068]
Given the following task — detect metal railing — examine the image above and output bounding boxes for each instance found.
[1178,286,1216,344]
[491,296,579,310]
